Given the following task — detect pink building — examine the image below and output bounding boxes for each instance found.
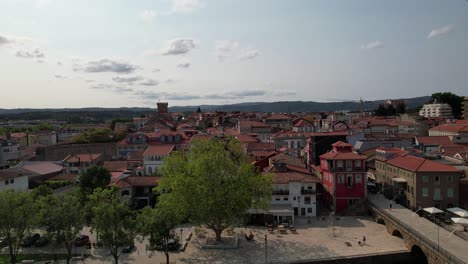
[319,141,367,213]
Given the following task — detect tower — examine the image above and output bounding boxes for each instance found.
[157,102,168,114]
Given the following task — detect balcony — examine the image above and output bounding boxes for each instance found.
[272,190,289,195]
[301,189,316,195]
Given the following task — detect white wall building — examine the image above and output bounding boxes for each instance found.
[0,168,31,192]
[142,144,175,175]
[419,103,453,118]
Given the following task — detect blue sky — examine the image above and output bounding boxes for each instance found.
[1,0,467,108]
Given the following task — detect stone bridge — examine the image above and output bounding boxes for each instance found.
[367,195,468,264]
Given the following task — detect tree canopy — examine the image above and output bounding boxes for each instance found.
[0,191,39,264]
[157,138,272,242]
[431,92,463,118]
[79,166,111,198]
[88,188,136,264]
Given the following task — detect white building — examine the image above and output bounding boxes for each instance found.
[0,139,22,169]
[263,158,321,225]
[419,103,453,118]
[0,168,31,192]
[142,144,175,175]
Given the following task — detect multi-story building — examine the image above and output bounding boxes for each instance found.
[429,125,468,144]
[262,154,320,224]
[316,141,367,213]
[0,168,31,192]
[116,132,148,158]
[264,114,293,130]
[292,118,318,132]
[62,153,103,174]
[142,144,175,176]
[304,132,348,167]
[0,139,22,169]
[237,120,273,142]
[419,103,453,119]
[374,149,462,210]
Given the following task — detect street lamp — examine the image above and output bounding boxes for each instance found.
[180,228,183,249]
[264,233,267,264]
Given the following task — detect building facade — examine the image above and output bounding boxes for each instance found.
[419,103,453,119]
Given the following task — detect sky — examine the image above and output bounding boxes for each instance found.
[1,0,467,108]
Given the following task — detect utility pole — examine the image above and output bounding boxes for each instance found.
[265,234,267,264]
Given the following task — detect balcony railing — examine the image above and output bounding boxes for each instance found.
[272,190,289,195]
[301,189,316,195]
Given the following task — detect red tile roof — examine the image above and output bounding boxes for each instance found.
[113,176,160,188]
[308,132,349,137]
[266,166,320,184]
[64,154,101,163]
[143,144,175,156]
[103,161,128,172]
[266,114,292,120]
[430,125,468,133]
[332,141,352,147]
[293,119,315,127]
[235,134,258,143]
[415,136,453,146]
[320,151,366,160]
[386,154,460,172]
[239,120,271,128]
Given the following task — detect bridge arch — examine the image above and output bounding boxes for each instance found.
[376,218,385,225]
[410,245,428,264]
[391,229,403,239]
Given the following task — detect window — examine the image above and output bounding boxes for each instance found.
[10,179,14,184]
[422,187,428,197]
[433,188,441,200]
[434,176,440,185]
[338,174,344,184]
[307,208,312,213]
[304,197,311,205]
[275,198,280,201]
[337,160,343,168]
[355,174,362,184]
[283,197,288,201]
[422,175,428,183]
[447,188,454,198]
[355,160,361,168]
[346,160,352,168]
[448,176,453,183]
[346,174,353,187]
[4,180,8,185]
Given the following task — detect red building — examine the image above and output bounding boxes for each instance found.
[318,141,367,213]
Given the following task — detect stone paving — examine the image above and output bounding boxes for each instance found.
[5,216,408,263]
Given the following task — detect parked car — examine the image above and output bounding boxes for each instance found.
[34,236,50,247]
[74,235,90,247]
[122,244,135,253]
[22,233,41,248]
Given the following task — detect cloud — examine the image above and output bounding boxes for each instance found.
[135,91,201,101]
[74,59,139,74]
[165,78,175,83]
[90,83,113,90]
[57,61,62,66]
[140,10,157,22]
[54,74,67,79]
[215,40,239,61]
[228,90,267,97]
[361,41,384,50]
[427,25,454,39]
[86,79,95,83]
[89,83,133,93]
[239,48,260,60]
[36,59,44,64]
[161,38,196,55]
[0,35,11,46]
[15,48,45,58]
[177,61,191,68]
[112,75,144,83]
[139,79,160,86]
[113,87,134,93]
[171,0,202,13]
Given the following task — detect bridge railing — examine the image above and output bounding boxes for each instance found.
[368,200,465,264]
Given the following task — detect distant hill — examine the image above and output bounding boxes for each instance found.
[0,96,430,122]
[169,96,431,113]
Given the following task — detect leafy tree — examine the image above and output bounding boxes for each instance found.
[396,102,407,114]
[0,191,39,264]
[157,138,272,242]
[39,193,85,264]
[31,184,53,199]
[431,92,463,118]
[79,166,111,198]
[137,205,183,264]
[89,188,136,264]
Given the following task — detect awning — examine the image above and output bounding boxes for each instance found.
[424,207,444,214]
[452,218,468,225]
[247,205,294,216]
[447,207,468,218]
[392,177,407,183]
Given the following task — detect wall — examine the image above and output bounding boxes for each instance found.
[0,176,29,192]
[35,142,116,161]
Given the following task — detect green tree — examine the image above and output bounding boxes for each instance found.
[431,92,463,118]
[137,205,183,264]
[157,138,272,242]
[89,188,136,264]
[396,102,407,114]
[79,166,111,198]
[0,191,39,264]
[31,184,53,199]
[39,193,85,264]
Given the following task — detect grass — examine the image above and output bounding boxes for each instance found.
[0,254,76,264]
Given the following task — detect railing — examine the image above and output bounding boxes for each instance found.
[368,200,465,264]
[272,190,289,195]
[301,189,316,195]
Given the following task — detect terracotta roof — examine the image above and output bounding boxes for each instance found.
[455,120,468,125]
[143,145,175,156]
[308,132,349,137]
[239,120,271,128]
[49,173,79,181]
[266,114,292,120]
[0,168,36,180]
[128,150,144,161]
[270,153,306,168]
[416,136,453,146]
[266,166,320,184]
[64,154,101,163]
[235,134,258,143]
[113,176,160,188]
[16,161,64,175]
[320,151,366,160]
[332,141,352,147]
[246,142,275,152]
[103,161,128,172]
[386,154,460,173]
[293,119,314,127]
[430,125,468,133]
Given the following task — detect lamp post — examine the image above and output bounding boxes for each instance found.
[264,234,267,264]
[180,228,183,248]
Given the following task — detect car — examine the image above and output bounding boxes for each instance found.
[74,235,90,247]
[34,236,50,247]
[21,233,41,248]
[121,244,135,253]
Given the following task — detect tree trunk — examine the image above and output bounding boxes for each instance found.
[215,229,222,242]
[165,252,170,264]
[66,242,72,264]
[9,244,16,264]
[114,255,119,264]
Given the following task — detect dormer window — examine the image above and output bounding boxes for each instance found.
[160,135,166,142]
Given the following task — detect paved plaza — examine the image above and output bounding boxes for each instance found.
[3,216,408,264]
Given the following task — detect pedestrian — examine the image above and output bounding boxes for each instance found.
[362,236,366,245]
[389,201,392,210]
